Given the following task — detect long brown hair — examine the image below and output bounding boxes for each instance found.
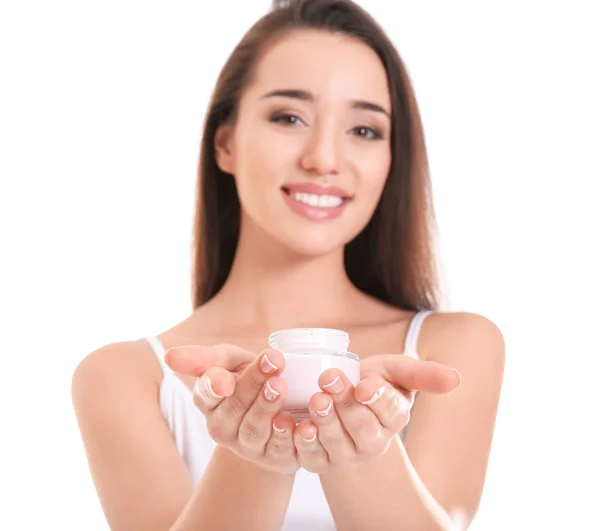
[192,0,442,312]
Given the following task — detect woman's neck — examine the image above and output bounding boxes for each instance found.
[205,222,363,332]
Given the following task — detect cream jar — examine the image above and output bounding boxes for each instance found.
[268,328,360,422]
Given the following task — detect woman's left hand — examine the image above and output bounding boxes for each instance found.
[294,354,461,473]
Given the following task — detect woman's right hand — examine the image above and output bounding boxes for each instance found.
[165,344,299,475]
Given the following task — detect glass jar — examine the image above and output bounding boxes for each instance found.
[268,328,360,422]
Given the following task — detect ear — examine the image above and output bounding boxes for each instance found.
[214,123,235,175]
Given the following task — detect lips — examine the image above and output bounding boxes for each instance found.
[280,182,353,221]
[281,182,352,200]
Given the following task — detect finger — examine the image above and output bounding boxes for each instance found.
[238,376,288,451]
[165,343,257,377]
[218,348,285,422]
[265,410,297,462]
[363,354,461,394]
[193,366,235,414]
[307,391,356,463]
[355,377,411,433]
[294,420,329,472]
[318,369,381,456]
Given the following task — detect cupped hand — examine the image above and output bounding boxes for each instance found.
[165,344,300,475]
[293,354,461,473]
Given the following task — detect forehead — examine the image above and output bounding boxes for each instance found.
[248,29,391,108]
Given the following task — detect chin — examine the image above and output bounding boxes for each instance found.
[271,221,359,258]
[281,235,344,258]
[239,198,368,258]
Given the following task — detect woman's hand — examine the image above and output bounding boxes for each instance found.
[293,354,461,473]
[165,345,300,475]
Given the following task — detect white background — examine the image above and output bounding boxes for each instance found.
[1,0,598,529]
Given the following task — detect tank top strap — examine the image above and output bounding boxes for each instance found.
[403,310,435,359]
[143,335,171,375]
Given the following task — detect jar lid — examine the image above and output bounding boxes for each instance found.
[268,328,353,356]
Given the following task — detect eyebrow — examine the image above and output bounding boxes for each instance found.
[261,89,391,119]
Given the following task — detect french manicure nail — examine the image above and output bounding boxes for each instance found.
[272,423,287,433]
[322,375,344,394]
[302,433,317,443]
[264,380,280,401]
[359,386,386,405]
[453,369,462,387]
[260,353,278,374]
[315,401,333,417]
[194,376,224,401]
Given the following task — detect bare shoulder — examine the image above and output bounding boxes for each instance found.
[420,311,505,371]
[71,338,162,399]
[71,339,193,529]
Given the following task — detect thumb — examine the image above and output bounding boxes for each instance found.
[164,343,257,377]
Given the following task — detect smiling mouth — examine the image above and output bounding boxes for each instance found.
[281,187,352,208]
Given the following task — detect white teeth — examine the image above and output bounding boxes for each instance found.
[290,192,344,208]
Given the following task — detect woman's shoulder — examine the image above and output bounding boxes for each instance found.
[71,337,165,400]
[419,311,505,369]
[421,311,503,345]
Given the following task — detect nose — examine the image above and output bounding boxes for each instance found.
[299,123,341,179]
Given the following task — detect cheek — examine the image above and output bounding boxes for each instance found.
[232,127,296,218]
[235,124,300,187]
[353,147,391,199]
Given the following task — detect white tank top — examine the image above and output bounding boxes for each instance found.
[144,310,433,530]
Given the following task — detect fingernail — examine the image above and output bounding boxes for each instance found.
[264,380,280,401]
[322,375,344,394]
[359,386,386,405]
[453,369,462,387]
[272,422,287,433]
[314,400,333,417]
[260,353,278,374]
[302,433,317,443]
[194,376,223,400]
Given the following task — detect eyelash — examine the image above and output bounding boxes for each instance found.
[269,112,384,141]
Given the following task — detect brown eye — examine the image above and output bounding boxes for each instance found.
[353,126,383,140]
[270,113,304,126]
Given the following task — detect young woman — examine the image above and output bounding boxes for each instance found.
[72,1,505,529]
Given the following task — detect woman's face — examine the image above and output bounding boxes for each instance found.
[216,29,392,256]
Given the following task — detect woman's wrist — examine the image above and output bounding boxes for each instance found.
[215,443,299,476]
[173,445,296,531]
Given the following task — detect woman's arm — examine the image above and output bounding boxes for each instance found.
[173,446,295,531]
[72,341,295,531]
[319,312,505,531]
[321,437,456,531]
